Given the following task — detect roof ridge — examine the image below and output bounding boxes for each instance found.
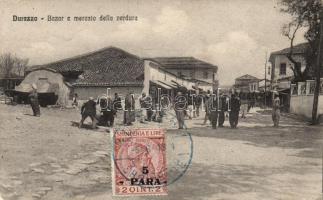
[30,46,140,68]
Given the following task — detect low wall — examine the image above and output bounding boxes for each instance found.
[290,95,323,118]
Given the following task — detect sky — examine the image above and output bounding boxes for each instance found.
[0,0,306,85]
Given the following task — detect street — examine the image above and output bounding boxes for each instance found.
[0,104,322,200]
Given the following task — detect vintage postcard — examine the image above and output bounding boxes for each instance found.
[0,0,322,199]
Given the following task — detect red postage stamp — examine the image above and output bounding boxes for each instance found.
[111,128,167,196]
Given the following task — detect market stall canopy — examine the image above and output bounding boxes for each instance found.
[150,80,172,90]
[15,82,59,94]
[15,83,33,93]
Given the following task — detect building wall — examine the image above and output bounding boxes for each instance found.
[20,69,70,105]
[290,95,323,118]
[164,68,216,84]
[271,54,306,83]
[143,60,212,93]
[73,86,143,108]
[289,79,323,118]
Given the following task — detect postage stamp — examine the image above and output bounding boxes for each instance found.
[111,128,167,196]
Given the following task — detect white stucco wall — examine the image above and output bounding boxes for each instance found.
[290,95,323,118]
[165,68,216,84]
[272,54,306,81]
[143,60,213,94]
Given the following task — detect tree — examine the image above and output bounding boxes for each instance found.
[280,0,322,124]
[280,0,321,82]
[0,53,29,77]
[0,53,29,89]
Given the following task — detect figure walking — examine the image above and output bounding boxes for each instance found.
[272,93,281,127]
[29,84,40,117]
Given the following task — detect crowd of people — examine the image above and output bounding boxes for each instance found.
[76,90,257,130]
[26,87,282,130]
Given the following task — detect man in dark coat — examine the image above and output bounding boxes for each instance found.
[124,91,135,125]
[29,84,40,117]
[174,92,186,129]
[113,93,122,111]
[79,97,97,129]
[229,93,241,128]
[203,92,211,125]
[218,93,227,127]
[195,94,203,117]
[99,96,115,127]
[208,93,218,129]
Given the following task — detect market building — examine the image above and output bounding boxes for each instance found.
[14,47,219,106]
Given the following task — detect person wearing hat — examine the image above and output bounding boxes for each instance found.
[29,83,40,117]
[124,91,136,125]
[174,91,186,129]
[272,92,281,127]
[139,92,147,123]
[229,93,241,128]
[208,93,218,129]
[79,97,97,129]
[218,93,227,127]
[98,95,115,127]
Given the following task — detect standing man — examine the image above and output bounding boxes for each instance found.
[174,91,186,129]
[124,91,135,126]
[208,93,218,129]
[272,93,281,127]
[195,93,202,117]
[203,92,211,125]
[99,95,115,127]
[218,93,227,127]
[79,97,97,129]
[72,93,79,108]
[29,84,40,117]
[139,92,147,123]
[229,93,241,129]
[113,93,122,111]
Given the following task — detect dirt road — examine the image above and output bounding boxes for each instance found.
[0,104,322,200]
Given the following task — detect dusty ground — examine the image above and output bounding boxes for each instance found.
[0,104,322,200]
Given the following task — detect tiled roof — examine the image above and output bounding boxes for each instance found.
[28,47,144,87]
[235,74,259,80]
[270,42,308,56]
[150,57,218,71]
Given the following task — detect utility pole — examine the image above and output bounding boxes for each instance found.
[312,8,323,124]
[264,52,268,108]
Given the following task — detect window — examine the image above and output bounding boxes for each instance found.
[203,71,208,79]
[268,66,271,75]
[279,63,286,75]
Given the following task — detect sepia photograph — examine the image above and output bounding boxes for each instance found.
[0,0,322,199]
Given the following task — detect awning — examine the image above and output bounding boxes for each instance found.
[15,83,33,93]
[157,81,176,89]
[15,82,59,94]
[150,80,172,90]
[192,85,203,91]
